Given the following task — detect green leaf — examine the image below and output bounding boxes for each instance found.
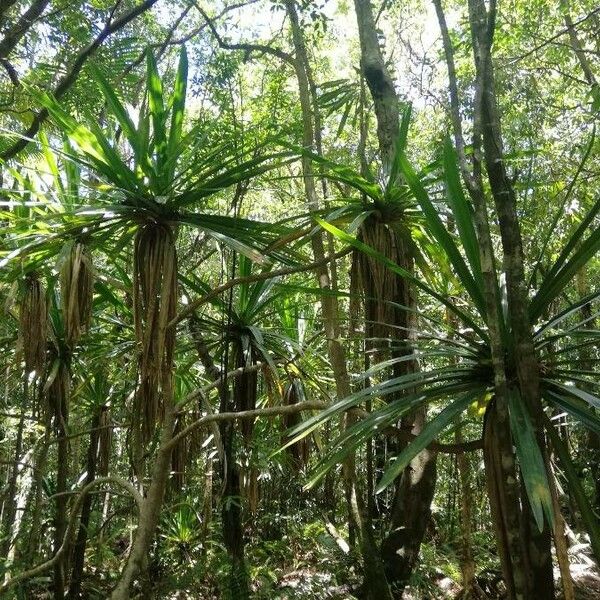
[442,138,482,285]
[285,369,474,452]
[398,153,487,320]
[288,143,381,199]
[529,126,595,290]
[545,390,600,436]
[508,389,553,531]
[89,63,139,158]
[167,46,188,181]
[385,103,412,193]
[146,49,168,184]
[546,419,600,564]
[531,189,600,321]
[546,381,600,410]
[376,389,481,492]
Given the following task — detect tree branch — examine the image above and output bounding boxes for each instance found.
[170,248,351,328]
[169,396,483,455]
[0,0,161,161]
[0,0,50,60]
[504,6,600,66]
[195,1,295,66]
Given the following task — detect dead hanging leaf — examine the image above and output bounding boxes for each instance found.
[98,405,112,477]
[282,379,310,471]
[60,241,94,348]
[132,221,177,444]
[19,272,47,377]
[351,216,414,355]
[47,358,70,425]
[233,341,258,444]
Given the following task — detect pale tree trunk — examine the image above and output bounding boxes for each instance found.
[284,2,392,598]
[110,400,176,600]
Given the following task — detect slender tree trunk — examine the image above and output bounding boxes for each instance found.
[110,400,176,600]
[68,409,101,599]
[284,3,392,597]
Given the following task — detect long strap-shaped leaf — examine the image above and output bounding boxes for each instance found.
[89,63,140,159]
[442,138,483,287]
[534,289,600,340]
[304,380,480,490]
[284,367,468,448]
[35,90,139,192]
[545,380,600,410]
[376,388,483,492]
[398,153,487,320]
[146,49,168,188]
[167,46,188,183]
[545,389,600,436]
[546,418,600,563]
[529,125,596,290]
[531,192,600,321]
[508,388,554,532]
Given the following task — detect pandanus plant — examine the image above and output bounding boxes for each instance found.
[287,139,600,585]
[293,108,442,588]
[0,44,294,597]
[189,254,297,597]
[2,145,93,594]
[21,45,294,454]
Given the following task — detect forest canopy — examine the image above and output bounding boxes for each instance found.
[0,1,599,599]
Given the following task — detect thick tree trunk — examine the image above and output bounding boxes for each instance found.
[469,1,554,596]
[483,400,529,600]
[352,3,437,593]
[353,0,399,170]
[383,409,437,592]
[435,1,538,596]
